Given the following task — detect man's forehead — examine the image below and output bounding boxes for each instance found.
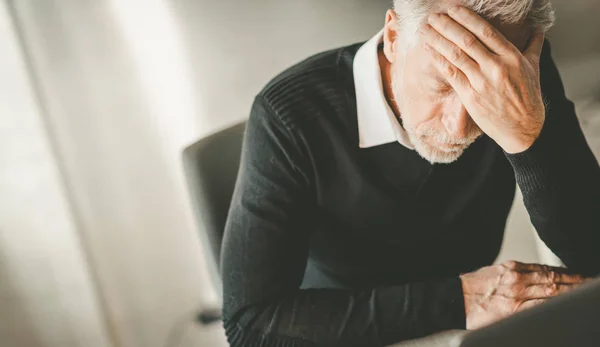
[489,18,531,52]
[431,0,532,52]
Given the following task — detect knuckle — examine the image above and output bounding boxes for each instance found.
[435,56,446,69]
[547,270,556,283]
[503,260,519,270]
[432,51,444,64]
[495,263,506,271]
[546,283,559,296]
[462,34,477,49]
[450,47,462,62]
[444,64,457,78]
[493,264,506,276]
[502,270,518,284]
[482,25,497,40]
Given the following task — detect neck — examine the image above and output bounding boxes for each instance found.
[377,45,402,121]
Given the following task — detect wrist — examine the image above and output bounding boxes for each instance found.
[504,116,553,193]
[502,127,543,154]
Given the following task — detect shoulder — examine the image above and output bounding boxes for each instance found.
[257,42,363,130]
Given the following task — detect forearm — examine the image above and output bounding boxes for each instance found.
[505,101,600,275]
[222,278,465,347]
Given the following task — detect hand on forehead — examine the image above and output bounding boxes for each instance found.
[417,4,547,155]
[429,2,532,52]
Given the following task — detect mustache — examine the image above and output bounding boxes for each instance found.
[415,128,483,145]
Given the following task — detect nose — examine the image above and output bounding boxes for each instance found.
[441,101,470,139]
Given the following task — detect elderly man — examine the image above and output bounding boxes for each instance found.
[221,0,600,346]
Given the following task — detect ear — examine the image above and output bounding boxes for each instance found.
[383,10,400,64]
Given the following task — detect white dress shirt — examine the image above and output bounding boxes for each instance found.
[353,30,414,150]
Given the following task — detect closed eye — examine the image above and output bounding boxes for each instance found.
[431,81,453,96]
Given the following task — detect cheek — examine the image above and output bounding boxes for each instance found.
[393,61,444,130]
[404,97,443,130]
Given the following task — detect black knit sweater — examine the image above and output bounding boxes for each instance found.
[221,39,600,347]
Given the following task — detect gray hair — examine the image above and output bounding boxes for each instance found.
[393,0,556,49]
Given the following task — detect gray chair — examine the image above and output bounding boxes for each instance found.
[182,121,246,309]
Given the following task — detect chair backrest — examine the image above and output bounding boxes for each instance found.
[182,121,246,280]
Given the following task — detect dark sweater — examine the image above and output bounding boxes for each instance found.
[221,39,600,347]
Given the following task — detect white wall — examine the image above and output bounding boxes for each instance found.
[9,0,220,346]
[0,1,112,346]
[174,0,392,137]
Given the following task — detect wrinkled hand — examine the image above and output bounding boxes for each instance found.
[460,261,587,330]
[421,6,546,154]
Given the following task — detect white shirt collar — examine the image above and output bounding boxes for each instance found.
[353,29,414,150]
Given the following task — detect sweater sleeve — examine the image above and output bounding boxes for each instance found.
[504,40,600,276]
[221,95,466,347]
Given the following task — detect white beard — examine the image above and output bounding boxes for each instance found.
[405,128,472,164]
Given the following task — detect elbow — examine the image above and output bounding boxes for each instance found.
[223,304,313,347]
[222,305,267,347]
[222,317,247,347]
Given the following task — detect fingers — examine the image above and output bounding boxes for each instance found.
[502,261,556,273]
[421,23,483,86]
[524,32,545,64]
[426,12,493,66]
[424,43,472,98]
[501,260,536,271]
[501,261,587,285]
[516,298,546,312]
[446,6,517,56]
[533,270,587,285]
[518,283,578,300]
[517,266,585,285]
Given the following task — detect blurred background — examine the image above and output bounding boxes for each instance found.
[1,0,599,346]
